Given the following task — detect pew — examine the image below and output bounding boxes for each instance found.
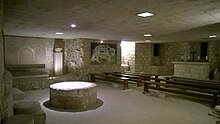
[143,78,220,108]
[165,76,220,85]
[90,73,129,90]
[104,72,154,87]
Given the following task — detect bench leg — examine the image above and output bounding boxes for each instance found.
[137,79,143,87]
[155,75,159,82]
[91,74,95,82]
[212,94,219,108]
[143,83,149,94]
[122,80,129,90]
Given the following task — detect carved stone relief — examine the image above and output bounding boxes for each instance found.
[18,46,35,64]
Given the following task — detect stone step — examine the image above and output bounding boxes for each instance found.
[3,114,34,124]
[13,100,46,124]
[12,88,25,101]
[14,100,41,114]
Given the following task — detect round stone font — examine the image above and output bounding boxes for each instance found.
[49,81,97,109]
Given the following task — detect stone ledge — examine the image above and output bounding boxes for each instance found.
[3,114,34,124]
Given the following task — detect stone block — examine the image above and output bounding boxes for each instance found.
[14,100,41,114]
[184,73,191,78]
[3,114,34,124]
[13,100,46,124]
[12,88,25,101]
[32,109,46,124]
[191,74,199,79]
[215,105,220,113]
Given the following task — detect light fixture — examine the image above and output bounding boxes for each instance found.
[100,40,103,43]
[137,12,154,17]
[71,24,76,28]
[145,40,151,42]
[55,32,63,35]
[144,34,152,37]
[209,35,217,38]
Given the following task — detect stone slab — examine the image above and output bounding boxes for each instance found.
[3,114,34,124]
[12,88,25,101]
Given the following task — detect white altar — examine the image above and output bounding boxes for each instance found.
[173,62,210,79]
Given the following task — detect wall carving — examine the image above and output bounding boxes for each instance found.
[18,46,35,64]
[4,36,54,74]
[91,43,117,65]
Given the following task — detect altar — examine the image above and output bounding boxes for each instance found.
[173,62,210,79]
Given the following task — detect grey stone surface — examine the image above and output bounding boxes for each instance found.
[13,100,46,124]
[12,88,25,101]
[13,77,54,91]
[4,0,220,43]
[14,100,41,114]
[135,41,220,77]
[65,39,121,77]
[215,105,220,113]
[1,70,14,119]
[3,114,34,124]
[0,0,5,122]
[64,39,84,74]
[50,82,97,109]
[4,36,54,75]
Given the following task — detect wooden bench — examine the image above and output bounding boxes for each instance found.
[104,72,151,87]
[143,79,220,108]
[108,71,159,81]
[165,76,220,85]
[90,73,129,90]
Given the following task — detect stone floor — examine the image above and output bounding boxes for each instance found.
[25,81,218,124]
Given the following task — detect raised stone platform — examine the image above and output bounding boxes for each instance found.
[49,81,97,109]
[173,62,210,79]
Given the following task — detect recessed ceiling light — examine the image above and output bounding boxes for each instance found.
[144,34,152,37]
[209,35,217,38]
[100,40,103,43]
[145,40,151,42]
[71,24,76,28]
[55,32,63,35]
[137,12,154,17]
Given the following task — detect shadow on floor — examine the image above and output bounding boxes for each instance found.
[43,98,103,112]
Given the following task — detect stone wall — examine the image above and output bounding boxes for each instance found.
[0,0,14,122]
[0,0,4,121]
[64,39,84,74]
[135,43,173,75]
[209,41,220,69]
[160,42,190,65]
[64,38,121,80]
[4,36,54,74]
[135,41,220,76]
[135,43,152,72]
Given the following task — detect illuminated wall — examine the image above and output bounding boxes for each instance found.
[121,41,135,71]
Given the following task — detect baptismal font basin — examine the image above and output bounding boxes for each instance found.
[49,81,97,109]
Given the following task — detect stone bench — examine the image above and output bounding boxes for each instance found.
[6,64,49,79]
[12,88,25,101]
[3,114,34,124]
[13,100,46,124]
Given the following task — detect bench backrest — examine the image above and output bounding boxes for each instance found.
[161,78,220,90]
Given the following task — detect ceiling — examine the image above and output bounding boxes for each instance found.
[3,0,220,43]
